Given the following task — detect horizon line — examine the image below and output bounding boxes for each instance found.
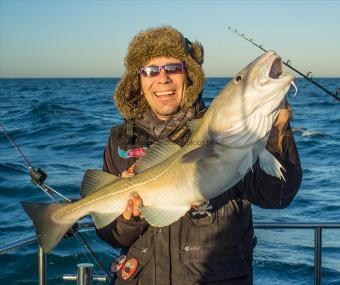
[1,76,339,79]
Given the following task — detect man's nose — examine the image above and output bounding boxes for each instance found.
[157,69,171,84]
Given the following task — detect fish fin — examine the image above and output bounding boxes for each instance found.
[186,119,202,133]
[259,149,286,181]
[91,212,121,229]
[21,201,74,253]
[80,169,119,198]
[181,144,214,163]
[238,149,253,177]
[140,205,190,227]
[134,141,181,173]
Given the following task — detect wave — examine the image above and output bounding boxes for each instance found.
[18,86,41,92]
[0,163,27,175]
[30,102,85,116]
[292,127,324,138]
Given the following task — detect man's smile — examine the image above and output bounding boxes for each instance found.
[154,90,177,97]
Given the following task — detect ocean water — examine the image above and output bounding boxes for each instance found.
[0,77,339,285]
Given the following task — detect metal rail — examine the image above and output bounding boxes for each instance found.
[255,223,340,285]
[0,235,37,253]
[1,222,339,285]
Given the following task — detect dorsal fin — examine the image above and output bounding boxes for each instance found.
[186,119,202,133]
[134,141,181,174]
[80,169,119,198]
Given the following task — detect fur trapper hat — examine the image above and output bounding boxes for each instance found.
[114,26,205,119]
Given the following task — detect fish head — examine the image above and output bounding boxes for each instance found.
[208,51,294,145]
[238,50,293,114]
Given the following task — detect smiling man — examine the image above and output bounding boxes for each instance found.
[139,57,186,120]
[96,26,302,285]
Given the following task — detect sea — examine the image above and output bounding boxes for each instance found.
[0,77,339,285]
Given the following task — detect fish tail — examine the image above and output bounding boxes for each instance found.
[21,201,75,253]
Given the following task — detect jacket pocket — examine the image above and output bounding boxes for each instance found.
[180,245,252,283]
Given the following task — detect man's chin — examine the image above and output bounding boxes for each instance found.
[154,107,179,119]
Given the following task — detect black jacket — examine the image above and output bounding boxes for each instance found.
[97,112,302,285]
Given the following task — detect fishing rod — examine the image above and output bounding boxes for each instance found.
[0,124,69,201]
[0,123,112,282]
[227,26,340,102]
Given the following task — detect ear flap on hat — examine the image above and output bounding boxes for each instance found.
[190,41,204,65]
[114,73,148,119]
[182,59,205,110]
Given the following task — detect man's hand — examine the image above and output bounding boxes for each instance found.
[121,170,135,178]
[266,99,293,153]
[120,163,136,178]
[120,168,144,220]
[122,193,143,220]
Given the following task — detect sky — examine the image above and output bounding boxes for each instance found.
[0,0,339,78]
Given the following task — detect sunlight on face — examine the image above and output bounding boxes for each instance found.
[140,57,186,120]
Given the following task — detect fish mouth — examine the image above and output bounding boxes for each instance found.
[262,52,293,83]
[254,51,294,114]
[269,56,282,79]
[257,51,293,87]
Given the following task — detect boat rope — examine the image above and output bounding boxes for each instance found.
[0,123,112,282]
[227,26,340,102]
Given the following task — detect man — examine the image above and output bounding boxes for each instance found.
[97,26,302,285]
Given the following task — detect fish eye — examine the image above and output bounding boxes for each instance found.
[234,74,243,84]
[235,75,243,82]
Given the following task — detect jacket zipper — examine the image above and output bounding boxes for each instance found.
[180,245,205,253]
[179,245,247,257]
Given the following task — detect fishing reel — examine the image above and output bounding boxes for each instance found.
[29,167,48,185]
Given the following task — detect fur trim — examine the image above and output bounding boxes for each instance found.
[114,26,205,119]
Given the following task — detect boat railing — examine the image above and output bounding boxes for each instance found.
[1,222,340,285]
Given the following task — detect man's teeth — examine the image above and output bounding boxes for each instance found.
[155,90,175,97]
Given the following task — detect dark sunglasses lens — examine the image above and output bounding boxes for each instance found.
[165,64,183,74]
[140,63,184,77]
[141,66,160,77]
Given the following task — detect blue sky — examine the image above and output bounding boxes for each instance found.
[0,0,339,78]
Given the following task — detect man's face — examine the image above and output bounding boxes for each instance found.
[140,57,186,120]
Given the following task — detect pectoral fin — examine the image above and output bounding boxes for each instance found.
[259,148,286,181]
[238,149,253,177]
[181,144,214,163]
[140,205,190,227]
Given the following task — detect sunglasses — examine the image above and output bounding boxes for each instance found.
[138,62,185,77]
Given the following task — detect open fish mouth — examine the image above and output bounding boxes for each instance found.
[255,52,294,112]
[265,53,296,95]
[260,52,293,84]
[269,56,282,79]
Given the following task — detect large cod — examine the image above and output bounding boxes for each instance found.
[22,51,294,253]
